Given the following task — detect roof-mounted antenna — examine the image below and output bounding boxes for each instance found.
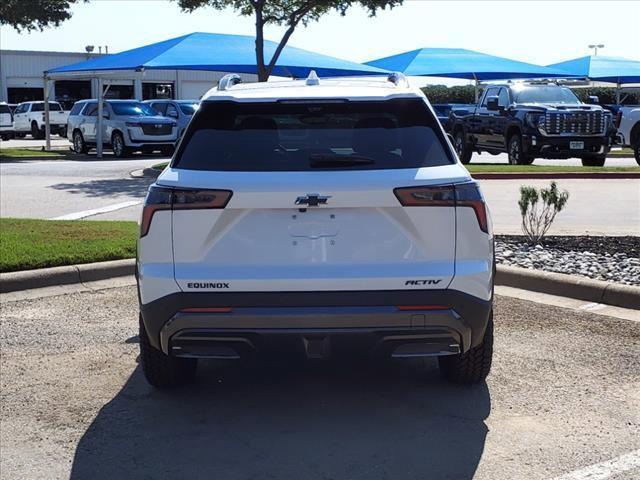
[306,70,320,86]
[387,72,409,87]
[218,74,242,91]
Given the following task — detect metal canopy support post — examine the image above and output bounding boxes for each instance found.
[97,77,104,158]
[616,82,621,104]
[473,74,480,102]
[44,76,51,151]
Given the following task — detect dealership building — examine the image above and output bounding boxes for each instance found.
[0,49,257,109]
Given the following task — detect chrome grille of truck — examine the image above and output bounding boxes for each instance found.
[543,111,605,136]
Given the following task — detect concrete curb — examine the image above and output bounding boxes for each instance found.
[130,168,162,179]
[1,260,638,310]
[0,259,135,293]
[495,265,639,310]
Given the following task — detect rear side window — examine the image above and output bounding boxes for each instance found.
[0,104,10,114]
[31,103,62,112]
[173,98,454,171]
[69,103,84,115]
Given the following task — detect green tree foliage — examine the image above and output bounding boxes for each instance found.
[0,0,84,31]
[176,0,402,81]
[518,181,569,244]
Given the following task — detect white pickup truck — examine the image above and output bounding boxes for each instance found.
[613,106,640,165]
[12,101,69,139]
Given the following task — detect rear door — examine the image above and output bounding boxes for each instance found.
[164,98,468,293]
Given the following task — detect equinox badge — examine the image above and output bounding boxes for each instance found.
[295,194,331,207]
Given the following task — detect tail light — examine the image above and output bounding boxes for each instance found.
[140,185,232,237]
[394,182,488,233]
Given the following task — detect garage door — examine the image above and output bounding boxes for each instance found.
[180,81,214,100]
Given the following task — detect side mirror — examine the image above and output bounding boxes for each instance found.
[588,95,600,105]
[168,111,179,119]
[102,112,109,119]
[486,96,500,111]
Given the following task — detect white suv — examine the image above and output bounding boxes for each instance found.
[67,100,178,157]
[137,73,494,388]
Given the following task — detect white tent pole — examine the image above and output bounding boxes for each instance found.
[44,76,51,151]
[97,77,104,158]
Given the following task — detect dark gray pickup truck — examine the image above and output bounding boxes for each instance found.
[448,81,614,166]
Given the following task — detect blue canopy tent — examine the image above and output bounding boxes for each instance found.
[47,32,387,78]
[44,32,387,155]
[548,55,640,103]
[365,48,568,100]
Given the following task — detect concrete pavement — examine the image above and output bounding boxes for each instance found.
[2,157,638,234]
[1,284,639,479]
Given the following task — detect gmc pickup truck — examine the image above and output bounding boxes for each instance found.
[449,81,614,166]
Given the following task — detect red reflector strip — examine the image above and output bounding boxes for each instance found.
[181,307,233,313]
[397,305,449,311]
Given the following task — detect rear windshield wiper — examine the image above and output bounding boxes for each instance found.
[309,154,375,168]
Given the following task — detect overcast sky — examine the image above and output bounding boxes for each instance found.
[1,0,639,83]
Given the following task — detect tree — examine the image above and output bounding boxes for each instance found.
[177,0,402,81]
[0,0,84,32]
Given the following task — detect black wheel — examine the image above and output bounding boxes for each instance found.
[634,138,640,166]
[31,121,44,140]
[139,315,197,388]
[72,130,88,154]
[111,131,129,158]
[59,126,68,138]
[160,145,174,157]
[439,310,493,384]
[581,155,606,167]
[454,129,472,164]
[507,134,533,165]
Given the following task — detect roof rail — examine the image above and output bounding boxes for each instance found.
[218,74,242,91]
[387,72,409,87]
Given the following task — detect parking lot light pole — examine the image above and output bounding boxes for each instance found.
[588,44,604,56]
[97,77,104,158]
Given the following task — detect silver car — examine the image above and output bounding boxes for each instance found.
[144,99,198,138]
[67,99,178,157]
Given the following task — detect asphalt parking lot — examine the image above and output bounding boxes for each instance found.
[1,284,638,480]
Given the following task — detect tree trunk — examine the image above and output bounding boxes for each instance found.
[254,6,268,82]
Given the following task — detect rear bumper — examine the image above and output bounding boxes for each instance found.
[139,289,492,358]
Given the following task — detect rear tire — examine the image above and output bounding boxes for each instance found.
[439,310,493,384]
[454,129,472,164]
[139,315,197,388]
[581,155,606,167]
[507,134,533,165]
[31,121,44,140]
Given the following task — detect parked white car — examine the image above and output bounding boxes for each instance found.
[613,106,640,165]
[144,99,199,139]
[0,102,13,140]
[12,101,68,139]
[137,72,495,388]
[67,99,178,157]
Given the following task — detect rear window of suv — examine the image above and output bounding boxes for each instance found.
[31,103,63,112]
[172,98,454,171]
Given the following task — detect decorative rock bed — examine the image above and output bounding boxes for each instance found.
[495,236,640,286]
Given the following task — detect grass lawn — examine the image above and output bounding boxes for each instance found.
[466,164,639,173]
[152,161,169,170]
[1,147,67,159]
[0,218,138,272]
